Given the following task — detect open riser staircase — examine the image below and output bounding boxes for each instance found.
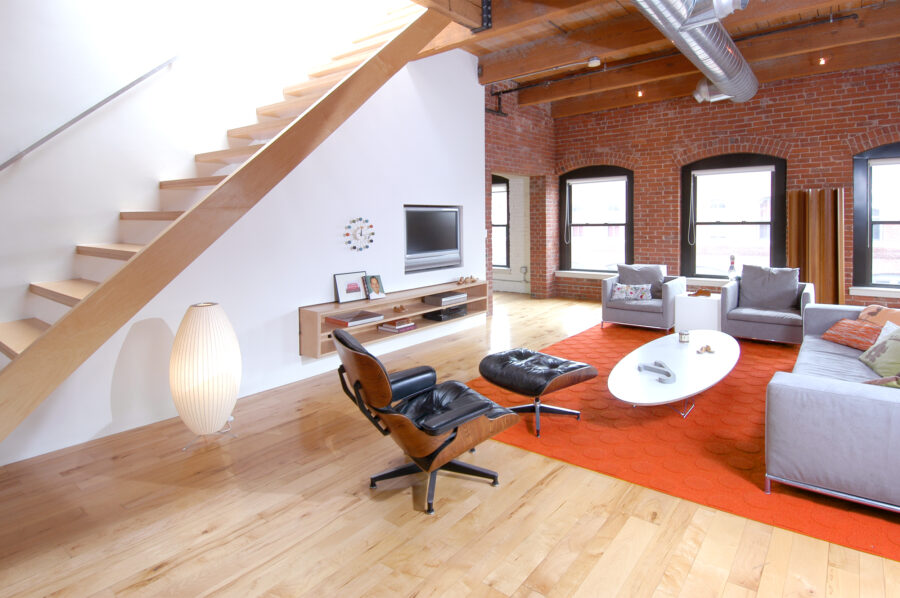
[0,6,451,442]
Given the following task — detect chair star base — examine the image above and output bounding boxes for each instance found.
[369,458,500,514]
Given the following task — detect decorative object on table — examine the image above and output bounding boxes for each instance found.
[423,290,467,307]
[727,254,737,280]
[343,217,374,251]
[378,318,415,333]
[696,344,715,354]
[333,271,366,303]
[392,305,407,313]
[678,330,690,343]
[689,288,711,297]
[169,302,242,443]
[324,309,384,327]
[637,360,676,384]
[364,274,385,299]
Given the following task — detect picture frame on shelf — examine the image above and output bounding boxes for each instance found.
[365,274,386,299]
[334,271,366,303]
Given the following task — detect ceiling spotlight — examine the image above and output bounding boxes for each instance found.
[819,56,827,66]
[587,56,602,68]
[637,90,644,97]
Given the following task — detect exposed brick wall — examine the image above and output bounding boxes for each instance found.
[486,62,900,308]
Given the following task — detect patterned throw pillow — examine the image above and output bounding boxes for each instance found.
[821,318,882,351]
[859,327,900,377]
[863,376,900,389]
[859,305,900,327]
[611,282,652,301]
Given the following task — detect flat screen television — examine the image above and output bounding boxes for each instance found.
[404,205,462,273]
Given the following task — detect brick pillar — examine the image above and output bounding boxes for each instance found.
[529,175,558,299]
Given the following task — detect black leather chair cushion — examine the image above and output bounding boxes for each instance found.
[394,380,498,436]
[389,366,437,403]
[479,348,595,397]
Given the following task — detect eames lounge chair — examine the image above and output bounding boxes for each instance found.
[333,328,519,514]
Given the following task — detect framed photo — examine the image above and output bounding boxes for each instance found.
[334,271,366,303]
[365,274,386,299]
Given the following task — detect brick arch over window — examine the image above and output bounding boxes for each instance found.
[846,126,900,156]
[671,138,792,169]
[556,151,638,175]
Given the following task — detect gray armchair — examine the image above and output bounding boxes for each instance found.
[601,264,686,331]
[720,265,814,344]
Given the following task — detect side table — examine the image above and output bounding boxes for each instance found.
[675,293,721,331]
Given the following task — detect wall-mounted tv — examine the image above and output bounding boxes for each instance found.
[404,205,462,273]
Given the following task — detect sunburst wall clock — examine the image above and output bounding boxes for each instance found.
[344,217,375,251]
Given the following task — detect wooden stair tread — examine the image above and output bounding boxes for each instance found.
[307,54,367,79]
[29,279,99,307]
[227,117,295,141]
[256,96,317,119]
[120,211,184,221]
[282,72,346,99]
[0,318,51,359]
[158,176,226,190]
[194,145,263,164]
[75,243,142,260]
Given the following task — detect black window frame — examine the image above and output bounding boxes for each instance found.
[853,142,900,288]
[490,174,510,269]
[680,153,787,278]
[558,165,634,272]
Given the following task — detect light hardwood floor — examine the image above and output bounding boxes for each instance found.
[1,293,897,597]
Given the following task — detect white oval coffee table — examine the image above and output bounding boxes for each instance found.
[607,329,740,417]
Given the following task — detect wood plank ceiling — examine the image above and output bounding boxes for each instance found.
[415,0,900,117]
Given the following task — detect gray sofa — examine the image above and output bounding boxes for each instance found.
[765,303,900,512]
[721,278,814,344]
[601,265,686,331]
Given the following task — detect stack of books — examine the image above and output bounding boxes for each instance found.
[324,310,384,327]
[378,318,416,334]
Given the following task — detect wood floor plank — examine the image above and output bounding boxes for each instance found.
[0,294,895,597]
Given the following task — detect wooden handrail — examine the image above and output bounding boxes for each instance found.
[0,10,451,443]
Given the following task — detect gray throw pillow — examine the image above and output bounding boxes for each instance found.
[618,264,665,299]
[738,264,800,309]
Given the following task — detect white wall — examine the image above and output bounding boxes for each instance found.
[493,174,531,294]
[0,2,486,464]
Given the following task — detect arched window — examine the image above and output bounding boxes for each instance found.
[853,142,900,287]
[558,165,634,271]
[680,153,786,277]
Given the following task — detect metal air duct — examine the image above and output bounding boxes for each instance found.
[631,0,758,103]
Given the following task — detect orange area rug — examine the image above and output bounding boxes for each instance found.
[468,324,900,560]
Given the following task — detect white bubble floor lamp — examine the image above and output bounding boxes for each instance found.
[169,302,242,450]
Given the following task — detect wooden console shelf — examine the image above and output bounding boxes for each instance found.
[299,279,487,358]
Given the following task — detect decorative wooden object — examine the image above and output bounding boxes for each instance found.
[299,279,487,358]
[787,188,845,305]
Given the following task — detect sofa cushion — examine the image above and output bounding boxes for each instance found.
[877,321,899,343]
[618,264,665,299]
[606,297,663,313]
[821,318,882,351]
[727,306,802,327]
[611,282,652,301]
[863,375,900,389]
[794,337,878,382]
[859,328,900,378]
[738,265,799,309]
[860,305,900,327]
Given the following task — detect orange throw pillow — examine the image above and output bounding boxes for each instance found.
[859,305,900,327]
[822,318,882,351]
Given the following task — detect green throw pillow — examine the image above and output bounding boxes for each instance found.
[859,328,900,377]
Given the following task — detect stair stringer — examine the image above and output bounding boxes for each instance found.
[0,9,451,443]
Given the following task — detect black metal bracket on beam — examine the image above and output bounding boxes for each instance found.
[470,0,492,33]
[485,87,507,116]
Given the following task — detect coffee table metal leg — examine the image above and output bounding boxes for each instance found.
[669,398,695,418]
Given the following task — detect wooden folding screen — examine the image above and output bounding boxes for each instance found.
[787,188,845,304]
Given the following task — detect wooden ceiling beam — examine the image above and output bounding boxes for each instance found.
[477,0,844,85]
[418,0,606,57]
[410,0,483,29]
[552,36,900,118]
[520,2,900,106]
